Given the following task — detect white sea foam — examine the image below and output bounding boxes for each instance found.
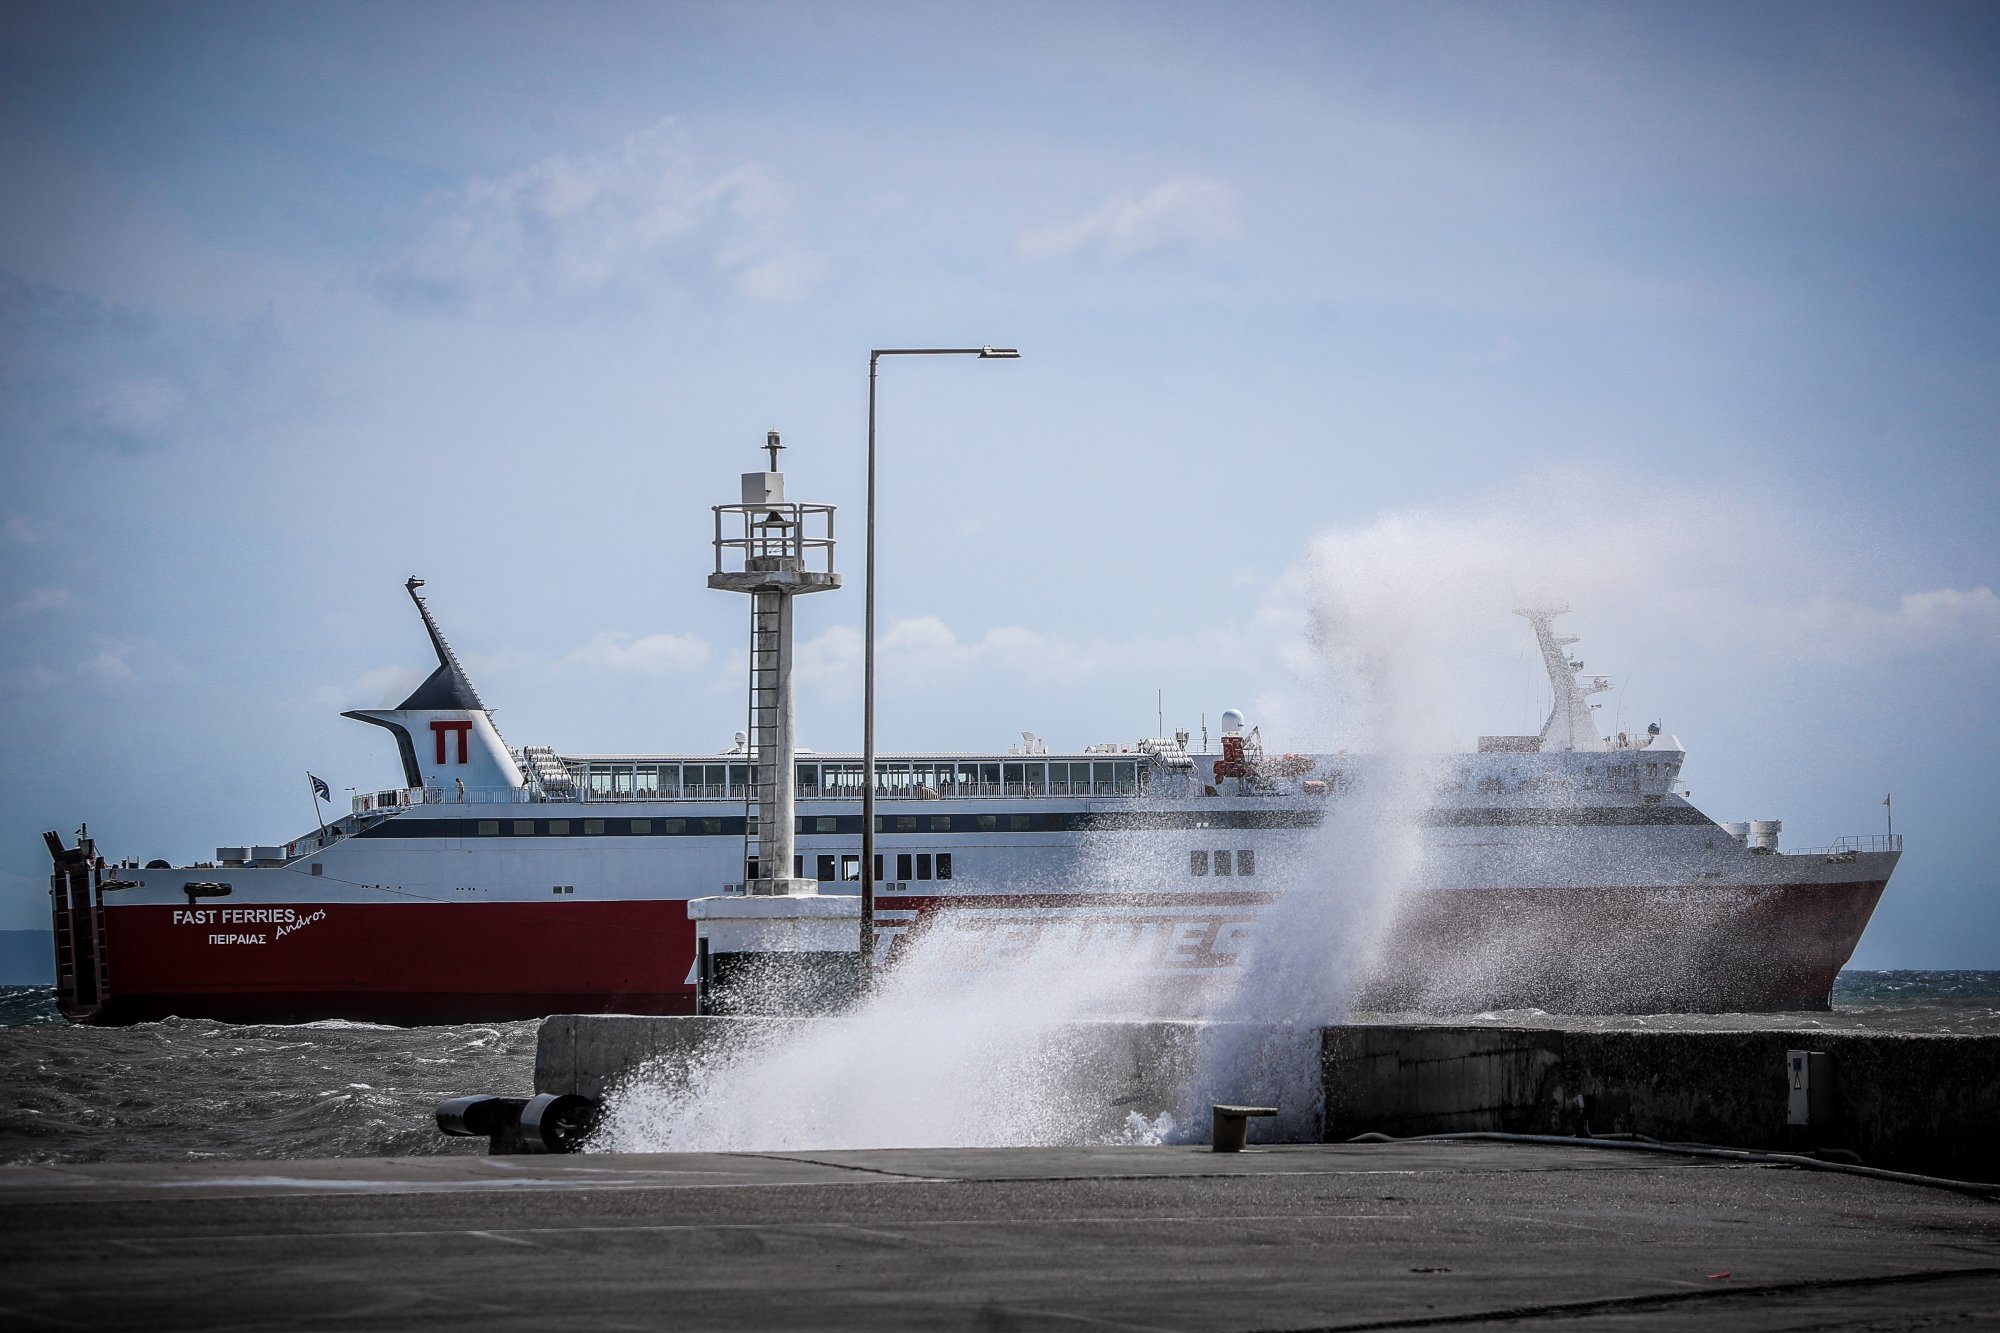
[593,533,1438,1155]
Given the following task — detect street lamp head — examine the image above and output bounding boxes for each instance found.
[978,346,1021,359]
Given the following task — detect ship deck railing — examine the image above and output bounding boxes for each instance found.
[354,778,1153,814]
[1783,833,1904,857]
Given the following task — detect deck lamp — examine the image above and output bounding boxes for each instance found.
[861,346,1020,994]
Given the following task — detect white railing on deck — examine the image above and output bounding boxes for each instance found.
[1785,833,1904,856]
[353,774,1152,815]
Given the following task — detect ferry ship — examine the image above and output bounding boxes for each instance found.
[45,464,1899,1024]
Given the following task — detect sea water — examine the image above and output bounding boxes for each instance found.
[2,974,1994,1165]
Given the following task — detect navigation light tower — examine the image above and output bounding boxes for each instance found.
[707,433,840,893]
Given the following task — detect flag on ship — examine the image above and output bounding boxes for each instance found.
[310,773,331,802]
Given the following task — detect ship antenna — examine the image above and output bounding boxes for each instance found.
[763,429,784,472]
[404,576,486,711]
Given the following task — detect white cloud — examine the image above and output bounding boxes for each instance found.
[1018,178,1243,263]
[315,664,428,709]
[554,630,711,676]
[82,375,189,441]
[10,641,152,693]
[79,645,136,685]
[795,614,1242,701]
[371,120,822,310]
[1788,586,2000,654]
[1254,473,2000,752]
[11,587,70,616]
[0,270,278,457]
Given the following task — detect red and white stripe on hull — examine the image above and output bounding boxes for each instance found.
[875,876,1891,1015]
[1361,878,1890,1014]
[60,875,1888,1023]
[64,901,698,1026]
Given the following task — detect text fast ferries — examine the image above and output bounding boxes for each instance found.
[46,587,1900,1023]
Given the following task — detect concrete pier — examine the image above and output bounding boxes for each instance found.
[535,1014,2000,1177]
[1322,1024,2000,1181]
[536,1013,1325,1143]
[6,1142,1997,1330]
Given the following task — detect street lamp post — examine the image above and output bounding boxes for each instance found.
[861,346,1019,994]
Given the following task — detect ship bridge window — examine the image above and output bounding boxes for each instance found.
[478,821,499,836]
[797,764,820,797]
[821,763,862,797]
[1008,814,1031,831]
[514,820,534,835]
[930,815,951,832]
[1090,760,1138,795]
[631,819,650,834]
[1237,850,1255,876]
[1004,762,1045,795]
[584,819,605,836]
[1191,850,1210,876]
[976,814,997,832]
[634,766,660,797]
[818,854,836,881]
[937,853,952,879]
[548,820,570,836]
[1213,849,1232,877]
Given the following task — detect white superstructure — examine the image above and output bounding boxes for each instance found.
[50,444,1901,1023]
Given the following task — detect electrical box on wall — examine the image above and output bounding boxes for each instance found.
[1787,1049,1838,1126]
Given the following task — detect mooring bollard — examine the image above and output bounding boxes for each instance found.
[1212,1104,1278,1152]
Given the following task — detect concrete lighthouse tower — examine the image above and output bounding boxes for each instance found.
[688,434,858,1013]
[707,431,840,893]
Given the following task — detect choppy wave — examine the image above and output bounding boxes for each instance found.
[2,972,1994,1165]
[0,989,537,1164]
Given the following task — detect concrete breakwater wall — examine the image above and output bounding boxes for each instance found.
[531,1015,1998,1175]
[1322,1025,2000,1181]
[535,1014,1324,1144]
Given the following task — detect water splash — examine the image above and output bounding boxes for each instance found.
[594,548,1437,1154]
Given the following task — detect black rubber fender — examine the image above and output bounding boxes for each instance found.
[435,1095,527,1138]
[519,1093,602,1153]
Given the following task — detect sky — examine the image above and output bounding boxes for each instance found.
[1,1,1995,965]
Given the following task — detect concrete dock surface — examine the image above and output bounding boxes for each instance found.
[3,1141,1996,1331]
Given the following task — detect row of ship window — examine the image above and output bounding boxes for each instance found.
[578,759,1147,799]
[1192,850,1256,877]
[802,853,953,883]
[470,813,1090,837]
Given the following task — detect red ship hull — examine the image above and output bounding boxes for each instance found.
[54,877,1885,1024]
[47,808,1888,1016]
[55,899,699,1026]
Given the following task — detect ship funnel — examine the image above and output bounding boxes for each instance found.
[343,579,524,794]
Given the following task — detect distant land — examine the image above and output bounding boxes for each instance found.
[1,931,54,985]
